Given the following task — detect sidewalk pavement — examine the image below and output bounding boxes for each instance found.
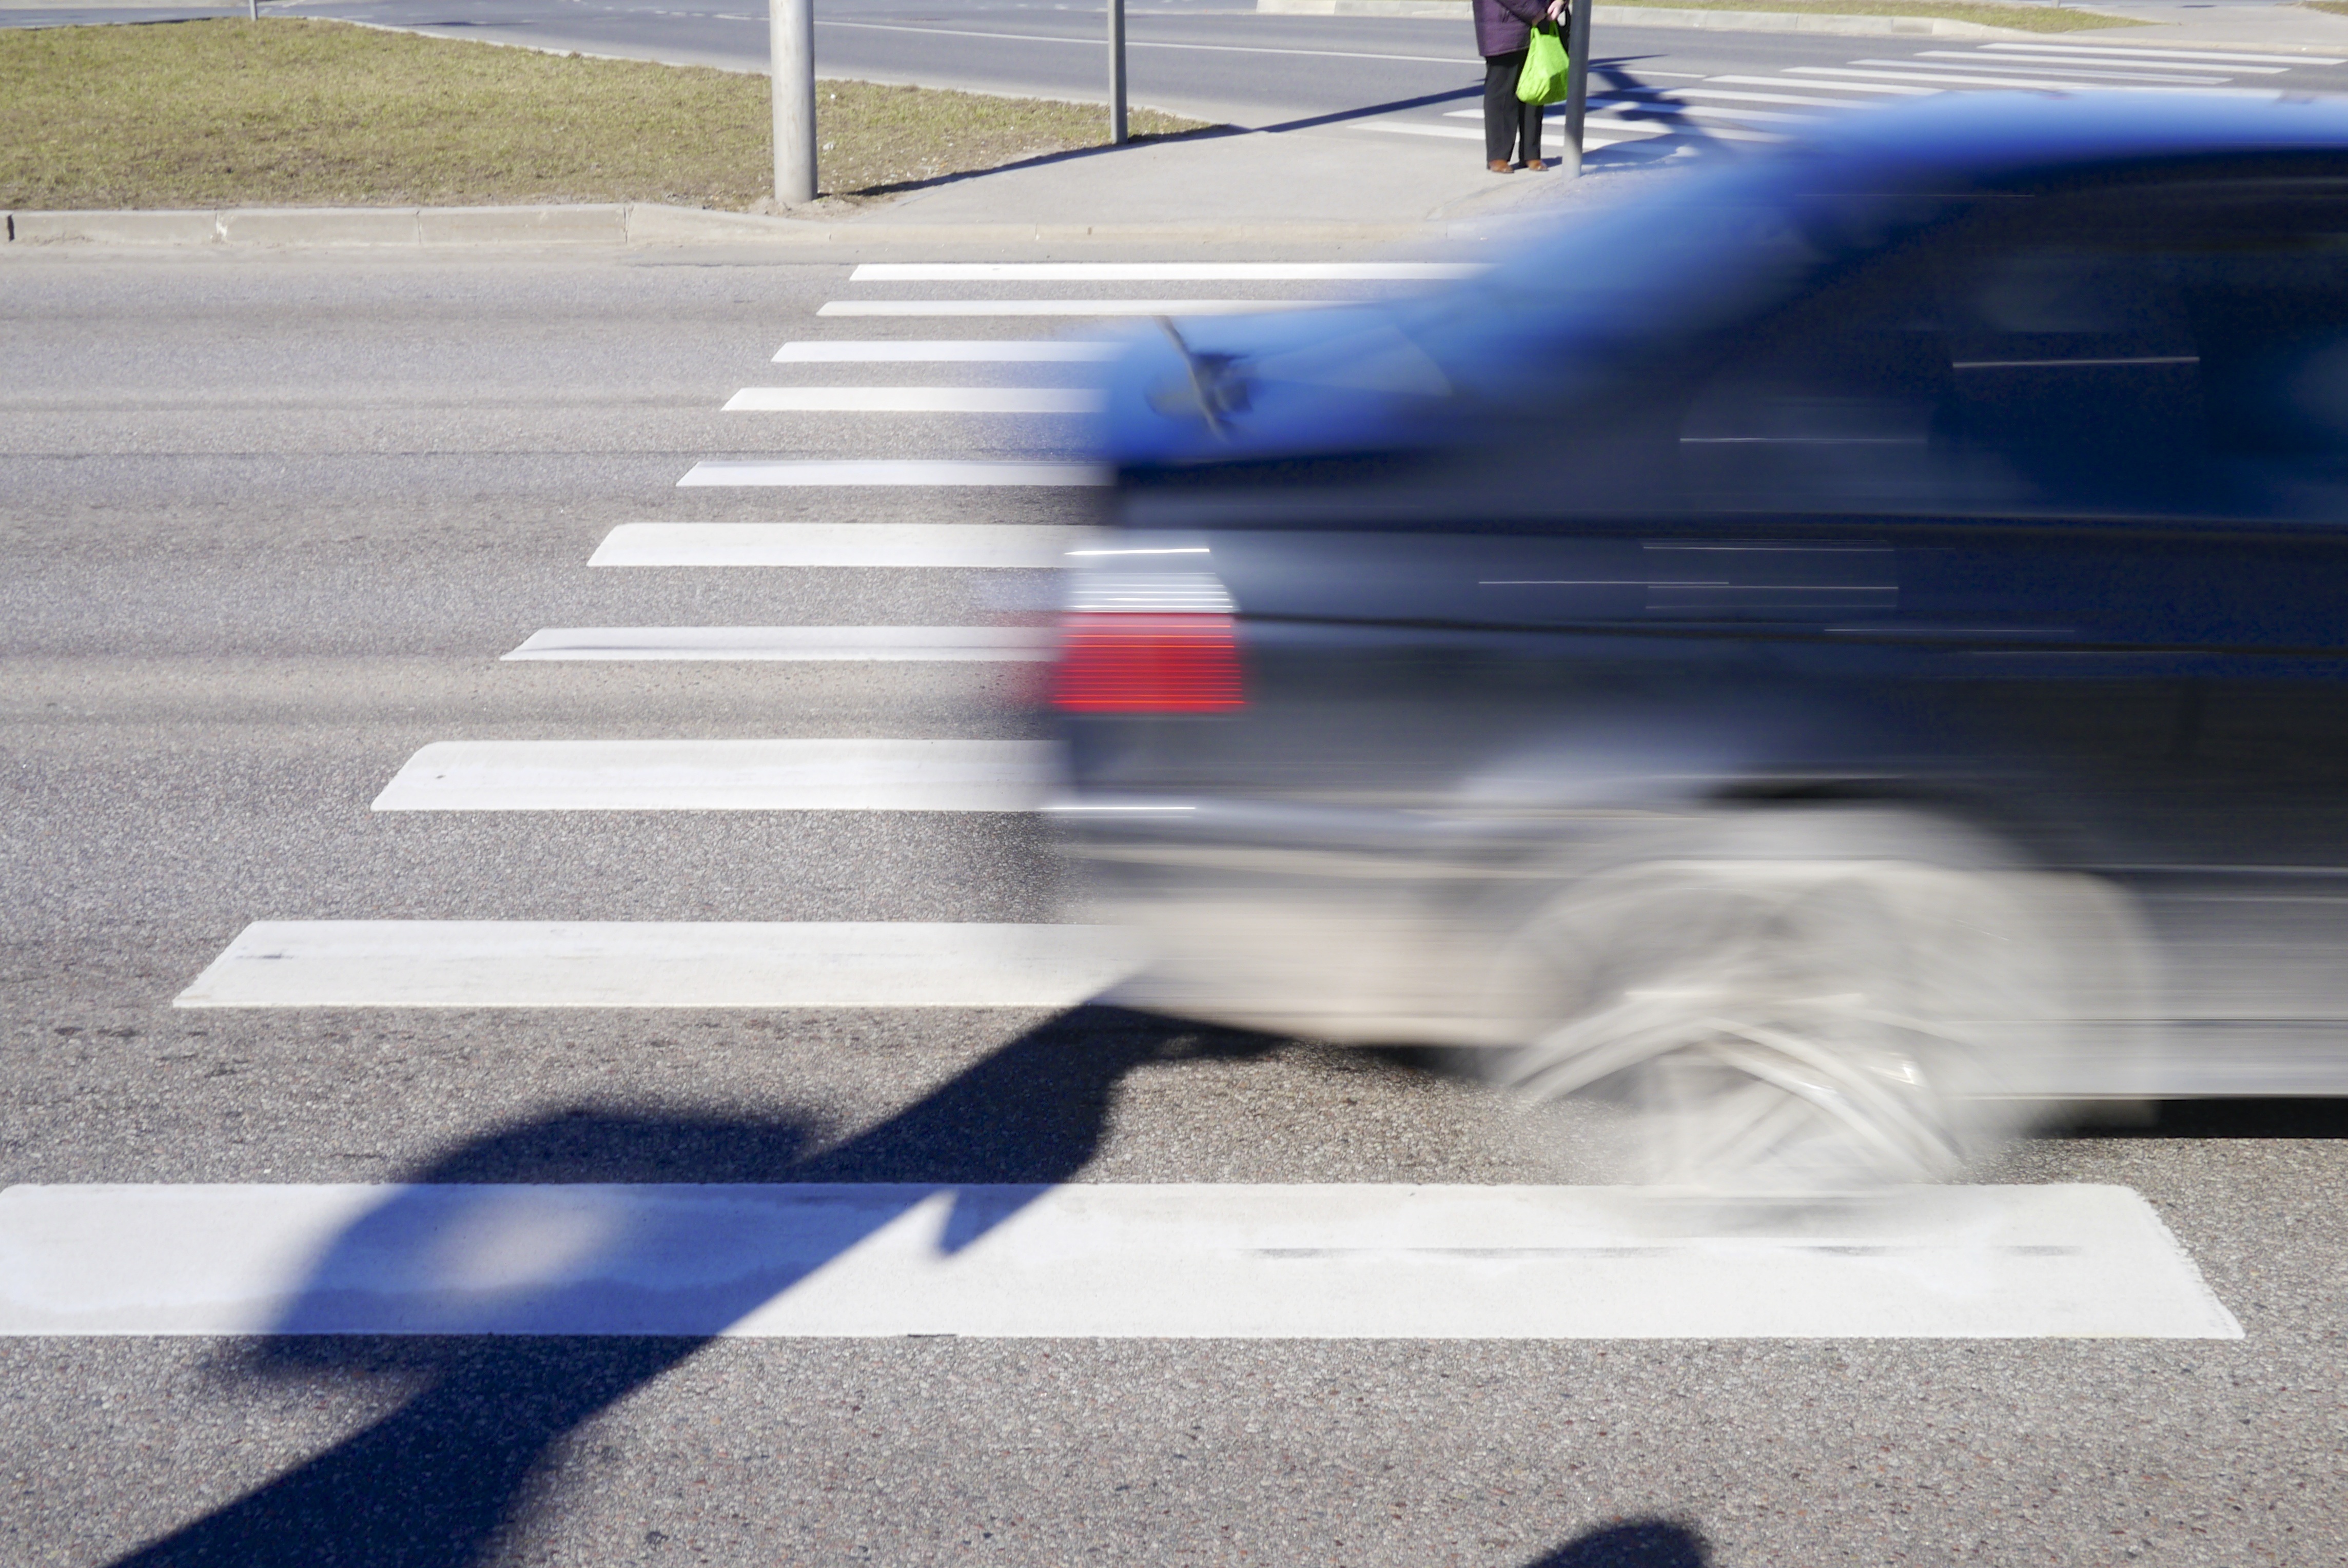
[829,119,1655,232]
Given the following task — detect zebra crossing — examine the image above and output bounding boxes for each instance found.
[1,258,2244,1344]
[1368,37,2344,154]
[0,1181,2242,1339]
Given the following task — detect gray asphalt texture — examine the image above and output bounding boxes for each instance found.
[5,245,2348,1568]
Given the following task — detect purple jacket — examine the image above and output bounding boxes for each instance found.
[1473,0,1549,57]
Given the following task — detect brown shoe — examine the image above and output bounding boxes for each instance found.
[1525,158,1548,171]
[1488,159,1513,173]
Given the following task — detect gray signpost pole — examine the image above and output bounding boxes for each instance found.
[1561,0,1592,177]
[771,0,817,206]
[1109,0,1128,144]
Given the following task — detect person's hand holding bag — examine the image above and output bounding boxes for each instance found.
[1516,17,1571,105]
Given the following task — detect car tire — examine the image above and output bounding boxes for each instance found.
[1488,807,2146,1194]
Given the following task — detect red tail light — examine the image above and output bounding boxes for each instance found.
[1051,569,1244,714]
[1053,613,1243,713]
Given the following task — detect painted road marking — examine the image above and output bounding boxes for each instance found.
[170,922,1142,1009]
[848,263,1483,281]
[1912,48,2283,74]
[674,460,1107,487]
[721,387,1106,414]
[817,300,1319,318]
[1366,122,1655,148]
[1606,85,1886,108]
[502,627,1055,661]
[588,523,1091,569]
[0,1183,2241,1339]
[1786,66,2185,90]
[815,17,1471,67]
[772,340,1121,362]
[369,739,1056,812]
[1706,74,1937,94]
[1446,98,1816,124]
[1846,55,2234,84]
[1973,42,2331,65]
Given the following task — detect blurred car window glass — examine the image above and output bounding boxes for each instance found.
[1668,172,2348,520]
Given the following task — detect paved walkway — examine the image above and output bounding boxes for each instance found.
[844,119,1644,231]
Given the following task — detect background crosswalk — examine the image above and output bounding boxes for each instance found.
[1368,37,2342,154]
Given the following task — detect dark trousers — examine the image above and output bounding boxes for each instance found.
[1483,50,1545,164]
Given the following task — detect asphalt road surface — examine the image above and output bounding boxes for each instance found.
[4,234,2348,1567]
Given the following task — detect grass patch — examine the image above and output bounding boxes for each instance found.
[1608,0,2145,29]
[2304,1,2348,17]
[0,17,1210,211]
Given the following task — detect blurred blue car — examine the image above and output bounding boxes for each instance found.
[1051,92,2348,1191]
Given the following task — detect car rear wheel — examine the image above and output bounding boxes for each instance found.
[1490,809,2142,1194]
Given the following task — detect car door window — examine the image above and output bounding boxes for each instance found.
[1674,173,2348,520]
[1676,243,1955,513]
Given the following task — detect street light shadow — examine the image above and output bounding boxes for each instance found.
[106,1004,1283,1568]
[1523,1519,1711,1568]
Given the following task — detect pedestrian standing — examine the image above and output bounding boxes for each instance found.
[1475,0,1568,171]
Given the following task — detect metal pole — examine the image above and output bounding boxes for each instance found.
[771,0,817,206]
[1108,0,1128,145]
[248,0,257,19]
[1561,0,1592,177]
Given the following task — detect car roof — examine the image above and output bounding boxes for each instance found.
[1783,88,2348,190]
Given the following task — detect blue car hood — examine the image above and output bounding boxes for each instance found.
[1094,304,1480,470]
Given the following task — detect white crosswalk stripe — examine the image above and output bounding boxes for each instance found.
[369,739,1056,812]
[0,1183,2242,1338]
[1369,39,2337,153]
[1371,119,1754,147]
[1613,85,1892,108]
[1840,56,2235,84]
[1705,74,1936,94]
[674,459,1108,486]
[1445,100,1814,126]
[818,299,1327,317]
[772,339,1121,362]
[502,626,1055,661]
[588,522,1092,567]
[850,262,1483,281]
[1975,42,2337,64]
[1907,49,2283,75]
[172,921,1144,1008]
[1788,65,2207,90]
[721,386,1106,413]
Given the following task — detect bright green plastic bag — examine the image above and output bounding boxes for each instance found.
[1516,23,1570,106]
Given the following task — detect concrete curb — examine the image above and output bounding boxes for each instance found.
[2,203,1448,249]
[1258,0,2132,36]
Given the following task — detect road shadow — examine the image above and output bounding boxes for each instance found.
[835,121,1235,201]
[835,81,1527,203]
[2056,1098,2348,1139]
[108,1004,1283,1568]
[1525,1519,1711,1567]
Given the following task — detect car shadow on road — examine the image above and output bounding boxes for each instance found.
[2059,1098,2348,1139]
[106,1004,1284,1568]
